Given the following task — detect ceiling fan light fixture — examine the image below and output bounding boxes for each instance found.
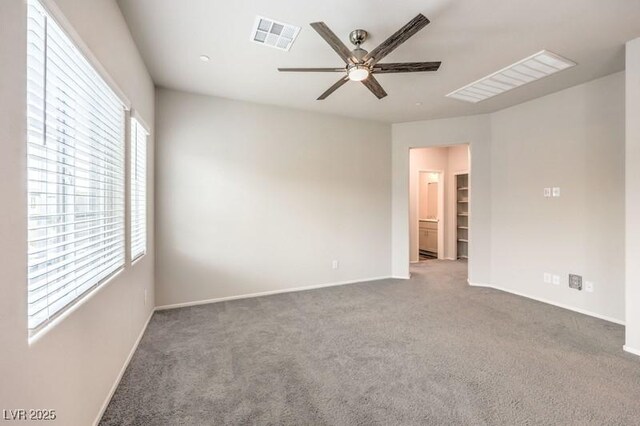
[347,64,370,82]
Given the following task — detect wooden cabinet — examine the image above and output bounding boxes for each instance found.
[419,221,438,254]
[419,229,430,250]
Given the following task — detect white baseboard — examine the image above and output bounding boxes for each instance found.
[392,275,411,280]
[623,345,640,357]
[409,260,420,264]
[155,276,393,311]
[467,280,625,326]
[93,309,154,426]
[468,279,491,287]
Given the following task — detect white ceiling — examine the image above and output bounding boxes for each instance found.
[117,0,640,123]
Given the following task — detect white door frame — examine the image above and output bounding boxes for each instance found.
[416,169,445,260]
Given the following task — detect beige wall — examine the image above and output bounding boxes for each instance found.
[394,71,625,323]
[626,38,640,353]
[419,173,440,220]
[417,174,430,219]
[0,1,155,425]
[490,71,625,323]
[155,88,392,307]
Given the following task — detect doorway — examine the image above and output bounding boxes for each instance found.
[409,145,470,265]
[417,171,443,260]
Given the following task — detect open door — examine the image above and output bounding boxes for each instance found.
[417,171,443,260]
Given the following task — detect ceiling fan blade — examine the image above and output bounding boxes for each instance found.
[361,75,387,99]
[278,67,345,72]
[363,14,430,66]
[310,22,357,64]
[317,76,350,100]
[373,61,441,73]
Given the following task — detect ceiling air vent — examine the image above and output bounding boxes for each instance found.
[251,16,300,51]
[446,50,576,103]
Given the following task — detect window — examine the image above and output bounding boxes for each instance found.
[130,118,147,261]
[26,0,126,333]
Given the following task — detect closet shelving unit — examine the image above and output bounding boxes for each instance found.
[456,173,469,260]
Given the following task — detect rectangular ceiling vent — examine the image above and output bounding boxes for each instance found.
[251,16,300,51]
[446,50,576,103]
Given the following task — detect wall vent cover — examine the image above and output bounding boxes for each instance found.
[251,16,300,51]
[446,50,576,103]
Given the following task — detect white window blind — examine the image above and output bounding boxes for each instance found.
[130,118,147,260]
[26,0,126,333]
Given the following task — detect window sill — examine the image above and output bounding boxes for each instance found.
[131,252,146,266]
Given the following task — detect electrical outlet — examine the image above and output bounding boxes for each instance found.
[332,260,339,270]
[552,275,560,285]
[569,274,582,290]
[552,187,561,197]
[544,273,552,284]
[585,281,594,293]
[544,188,551,198]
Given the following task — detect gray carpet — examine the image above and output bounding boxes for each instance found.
[101,261,640,425]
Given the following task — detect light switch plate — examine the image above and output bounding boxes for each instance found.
[552,275,560,285]
[552,187,561,197]
[544,273,552,283]
[544,188,551,198]
[585,281,594,293]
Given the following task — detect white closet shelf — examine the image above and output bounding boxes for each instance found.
[457,173,469,261]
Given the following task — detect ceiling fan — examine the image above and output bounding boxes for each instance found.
[278,14,441,100]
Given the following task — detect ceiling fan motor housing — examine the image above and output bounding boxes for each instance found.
[349,29,368,46]
[352,47,368,62]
